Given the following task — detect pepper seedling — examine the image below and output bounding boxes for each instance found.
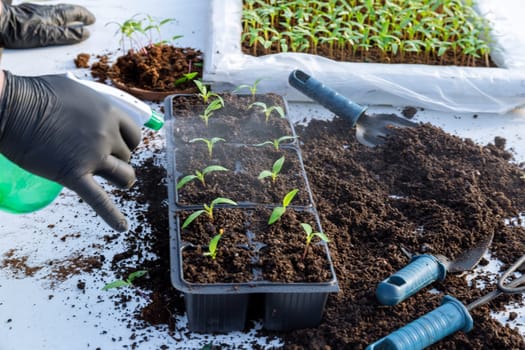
[174,71,198,87]
[258,156,285,183]
[203,228,224,259]
[254,135,297,150]
[182,197,238,229]
[233,78,263,98]
[300,223,329,260]
[189,137,225,158]
[199,99,224,127]
[194,80,224,106]
[176,165,229,190]
[268,188,298,225]
[249,101,285,123]
[102,270,148,291]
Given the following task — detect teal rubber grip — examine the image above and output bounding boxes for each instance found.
[288,70,367,127]
[366,296,473,350]
[376,255,447,306]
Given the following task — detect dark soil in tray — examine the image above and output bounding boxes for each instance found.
[175,144,311,206]
[179,207,331,284]
[115,117,525,349]
[171,93,293,144]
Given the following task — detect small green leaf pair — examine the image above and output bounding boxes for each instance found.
[258,156,285,183]
[182,197,238,229]
[177,165,228,190]
[268,189,298,225]
[249,102,285,123]
[102,270,148,291]
[301,223,329,260]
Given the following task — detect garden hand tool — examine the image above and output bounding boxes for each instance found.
[288,69,416,147]
[375,231,494,306]
[367,252,525,350]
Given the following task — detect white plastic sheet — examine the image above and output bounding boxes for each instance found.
[204,0,525,113]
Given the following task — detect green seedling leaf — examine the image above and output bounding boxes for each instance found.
[253,135,297,150]
[177,164,229,189]
[258,156,285,182]
[211,197,237,206]
[258,170,274,180]
[128,270,148,282]
[203,165,229,173]
[194,80,225,105]
[102,270,148,291]
[182,209,205,229]
[176,174,198,189]
[102,280,130,291]
[301,223,329,260]
[203,229,224,259]
[234,78,263,96]
[282,188,298,206]
[268,188,298,224]
[190,137,226,158]
[268,206,286,225]
[273,156,285,173]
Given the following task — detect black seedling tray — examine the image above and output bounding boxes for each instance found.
[164,93,339,332]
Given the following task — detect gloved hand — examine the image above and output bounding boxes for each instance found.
[0,2,95,48]
[0,71,142,231]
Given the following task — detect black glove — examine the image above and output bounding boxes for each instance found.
[0,2,95,48]
[0,71,142,231]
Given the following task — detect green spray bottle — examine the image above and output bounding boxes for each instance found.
[0,72,164,214]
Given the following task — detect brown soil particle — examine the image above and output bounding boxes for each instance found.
[108,45,203,92]
[74,53,90,68]
[118,116,525,349]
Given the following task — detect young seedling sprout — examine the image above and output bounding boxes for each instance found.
[174,71,198,87]
[258,156,285,183]
[190,137,225,158]
[300,223,329,260]
[199,99,224,127]
[249,102,285,123]
[194,80,224,105]
[182,197,237,229]
[268,188,298,225]
[254,135,297,150]
[176,165,229,190]
[233,78,263,98]
[102,270,148,291]
[203,228,224,259]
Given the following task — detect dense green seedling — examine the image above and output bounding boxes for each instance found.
[176,165,229,189]
[249,101,285,123]
[241,0,493,67]
[300,223,329,260]
[258,156,285,183]
[254,135,297,150]
[182,197,238,228]
[268,188,298,224]
[102,270,148,291]
[190,137,225,158]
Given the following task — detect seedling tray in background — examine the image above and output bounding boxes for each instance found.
[164,94,339,332]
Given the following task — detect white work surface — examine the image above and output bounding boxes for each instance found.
[1,1,525,349]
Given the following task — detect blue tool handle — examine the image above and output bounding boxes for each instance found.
[366,296,473,350]
[288,69,367,127]
[376,255,447,306]
[366,295,474,350]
